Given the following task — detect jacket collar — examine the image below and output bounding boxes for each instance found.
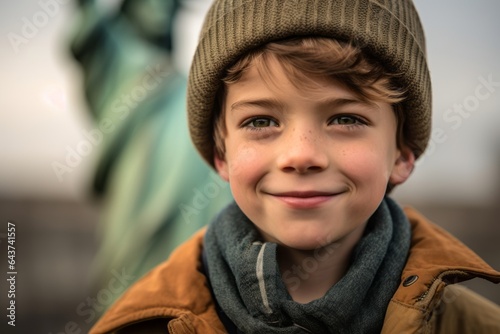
[394,207,500,308]
[381,207,500,333]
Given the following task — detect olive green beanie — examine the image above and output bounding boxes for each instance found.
[187,0,432,166]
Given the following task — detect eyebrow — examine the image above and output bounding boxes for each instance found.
[317,97,378,110]
[230,98,286,113]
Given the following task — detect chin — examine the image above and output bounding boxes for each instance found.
[277,232,333,251]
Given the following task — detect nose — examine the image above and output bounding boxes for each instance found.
[276,127,329,174]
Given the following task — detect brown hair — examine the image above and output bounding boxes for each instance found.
[213,37,411,160]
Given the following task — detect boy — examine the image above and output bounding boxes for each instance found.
[90,0,500,333]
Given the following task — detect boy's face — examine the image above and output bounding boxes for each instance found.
[215,58,414,250]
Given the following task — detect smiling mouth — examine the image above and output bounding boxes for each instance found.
[269,191,343,209]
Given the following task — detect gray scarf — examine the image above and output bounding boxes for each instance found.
[204,197,411,333]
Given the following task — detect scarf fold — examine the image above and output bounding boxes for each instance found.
[204,197,411,333]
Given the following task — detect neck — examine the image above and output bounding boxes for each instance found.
[278,223,367,304]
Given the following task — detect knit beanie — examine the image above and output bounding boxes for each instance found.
[187,0,431,166]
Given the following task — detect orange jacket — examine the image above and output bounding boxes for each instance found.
[90,207,500,334]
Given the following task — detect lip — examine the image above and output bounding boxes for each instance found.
[268,191,343,209]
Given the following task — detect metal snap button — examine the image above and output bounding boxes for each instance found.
[402,275,419,287]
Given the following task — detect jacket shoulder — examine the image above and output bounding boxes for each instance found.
[436,285,500,333]
[89,228,225,334]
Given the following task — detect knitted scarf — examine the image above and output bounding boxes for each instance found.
[204,197,411,333]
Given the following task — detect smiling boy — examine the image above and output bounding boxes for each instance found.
[214,45,410,252]
[90,1,500,333]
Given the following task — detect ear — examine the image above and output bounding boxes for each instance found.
[214,152,229,182]
[389,146,415,186]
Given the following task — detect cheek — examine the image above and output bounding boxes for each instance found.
[338,142,393,187]
[227,143,258,177]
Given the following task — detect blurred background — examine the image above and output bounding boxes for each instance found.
[0,0,499,332]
